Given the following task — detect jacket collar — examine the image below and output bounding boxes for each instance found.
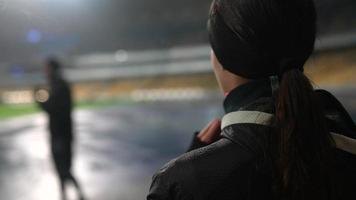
[223,78,272,114]
[221,83,356,156]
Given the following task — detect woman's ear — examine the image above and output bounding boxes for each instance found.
[211,50,224,72]
[211,50,251,94]
[211,50,225,93]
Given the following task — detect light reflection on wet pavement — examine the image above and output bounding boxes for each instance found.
[0,90,354,200]
[0,99,223,200]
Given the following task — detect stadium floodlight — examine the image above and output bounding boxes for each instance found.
[115,50,129,63]
[26,29,42,44]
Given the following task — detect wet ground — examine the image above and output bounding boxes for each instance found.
[0,89,354,200]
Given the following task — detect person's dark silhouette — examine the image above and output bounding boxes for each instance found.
[36,58,85,200]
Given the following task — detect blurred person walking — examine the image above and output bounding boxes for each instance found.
[36,58,85,200]
[147,0,356,199]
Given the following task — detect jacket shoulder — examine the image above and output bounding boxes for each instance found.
[315,89,356,137]
[147,154,195,200]
[148,138,261,200]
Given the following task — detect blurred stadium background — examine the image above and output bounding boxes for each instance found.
[0,0,355,110]
[0,0,355,200]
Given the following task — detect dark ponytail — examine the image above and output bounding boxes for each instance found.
[274,69,334,199]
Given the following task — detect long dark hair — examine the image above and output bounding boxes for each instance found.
[274,69,334,199]
[209,0,334,199]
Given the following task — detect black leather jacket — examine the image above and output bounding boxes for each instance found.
[147,79,356,200]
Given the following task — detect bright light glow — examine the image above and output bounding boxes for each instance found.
[26,29,42,44]
[2,90,34,104]
[35,89,50,103]
[115,50,129,63]
[131,88,207,102]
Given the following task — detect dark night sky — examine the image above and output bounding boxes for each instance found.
[0,0,355,64]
